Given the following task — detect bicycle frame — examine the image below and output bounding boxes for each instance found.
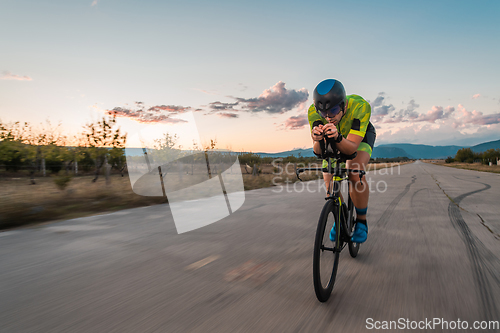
[297,147,367,302]
[296,155,366,243]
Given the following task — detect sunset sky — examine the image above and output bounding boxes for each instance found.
[1,0,499,152]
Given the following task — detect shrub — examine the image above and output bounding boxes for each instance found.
[455,148,474,162]
[54,174,73,190]
[46,160,63,173]
[445,156,454,163]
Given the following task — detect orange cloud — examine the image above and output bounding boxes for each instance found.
[284,114,308,130]
[234,81,309,114]
[106,102,193,124]
[1,71,32,81]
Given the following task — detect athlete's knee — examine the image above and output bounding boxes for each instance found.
[350,175,369,193]
[348,172,358,183]
[348,171,366,185]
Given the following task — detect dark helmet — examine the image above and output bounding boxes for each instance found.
[313,79,346,117]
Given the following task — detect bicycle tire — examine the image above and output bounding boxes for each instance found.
[313,199,341,302]
[347,193,360,258]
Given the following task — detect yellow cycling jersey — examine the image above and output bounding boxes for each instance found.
[307,94,371,139]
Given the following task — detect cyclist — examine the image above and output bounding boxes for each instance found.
[308,79,376,243]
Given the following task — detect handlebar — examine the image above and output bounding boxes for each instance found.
[296,167,323,181]
[296,166,366,182]
[297,132,366,182]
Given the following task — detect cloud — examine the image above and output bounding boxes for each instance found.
[217,112,239,118]
[375,105,396,117]
[195,89,219,96]
[106,102,191,124]
[284,114,308,130]
[148,105,191,113]
[414,106,454,123]
[203,81,308,119]
[0,71,32,81]
[472,93,481,99]
[369,94,500,145]
[370,93,395,122]
[209,101,239,111]
[452,104,500,128]
[376,121,500,146]
[370,92,386,108]
[371,94,457,124]
[385,105,455,124]
[91,0,98,6]
[234,81,308,114]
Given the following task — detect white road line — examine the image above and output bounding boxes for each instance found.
[185,255,220,271]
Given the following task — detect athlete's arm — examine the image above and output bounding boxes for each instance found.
[326,96,371,155]
[337,133,363,155]
[323,124,362,155]
[311,125,325,156]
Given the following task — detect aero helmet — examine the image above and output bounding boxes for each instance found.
[313,79,346,118]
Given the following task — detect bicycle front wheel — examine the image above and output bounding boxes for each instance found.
[347,193,360,258]
[313,199,341,302]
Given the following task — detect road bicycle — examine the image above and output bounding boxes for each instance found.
[296,142,365,302]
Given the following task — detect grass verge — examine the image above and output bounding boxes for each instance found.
[425,160,500,174]
[1,161,408,230]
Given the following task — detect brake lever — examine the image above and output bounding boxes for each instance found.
[296,168,302,181]
[359,170,365,185]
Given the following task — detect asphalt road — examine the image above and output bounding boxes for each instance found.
[1,161,499,332]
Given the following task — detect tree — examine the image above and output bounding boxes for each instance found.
[238,152,261,174]
[0,121,30,172]
[81,113,127,182]
[0,120,68,181]
[482,149,500,165]
[455,148,474,163]
[23,121,68,182]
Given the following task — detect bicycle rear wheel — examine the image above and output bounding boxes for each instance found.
[313,199,341,302]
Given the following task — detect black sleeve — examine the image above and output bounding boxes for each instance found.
[312,120,325,158]
[312,120,323,128]
[314,139,325,158]
[351,118,361,131]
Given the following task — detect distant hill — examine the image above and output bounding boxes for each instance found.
[470,139,500,153]
[373,143,463,159]
[257,148,315,158]
[124,139,500,160]
[371,146,413,159]
[255,139,500,160]
[375,140,500,159]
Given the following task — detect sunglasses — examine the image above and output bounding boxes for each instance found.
[319,104,342,118]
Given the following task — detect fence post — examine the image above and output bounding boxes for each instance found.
[105,155,111,185]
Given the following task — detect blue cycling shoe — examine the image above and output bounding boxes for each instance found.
[351,221,368,243]
[329,223,336,241]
